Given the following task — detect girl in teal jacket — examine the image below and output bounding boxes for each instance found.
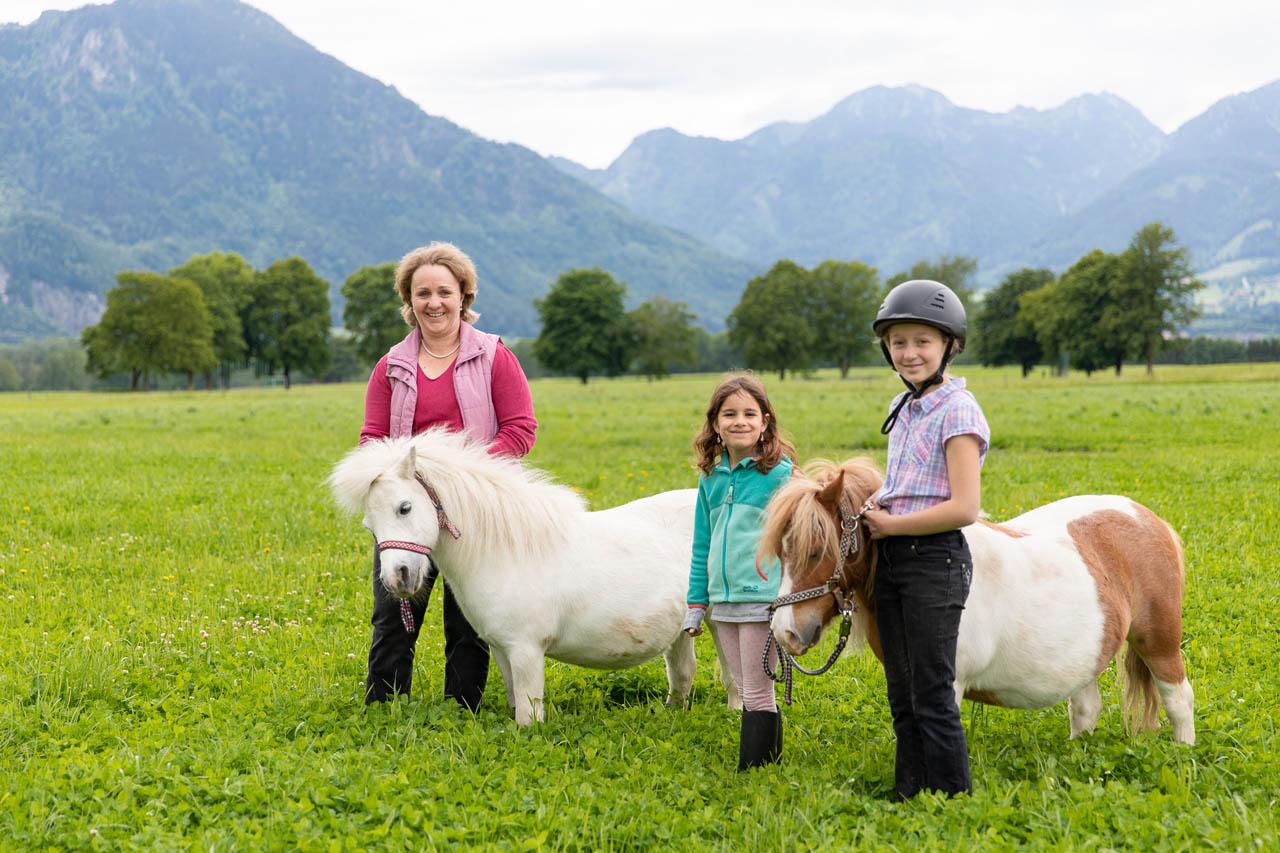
[683,374,795,769]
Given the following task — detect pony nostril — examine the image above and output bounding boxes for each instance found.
[803,623,821,648]
[397,564,408,589]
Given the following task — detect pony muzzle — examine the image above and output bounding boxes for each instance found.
[376,540,433,598]
[772,609,823,655]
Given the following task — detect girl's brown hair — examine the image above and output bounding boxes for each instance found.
[692,373,796,475]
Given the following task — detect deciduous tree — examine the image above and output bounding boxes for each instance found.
[1117,223,1203,375]
[975,268,1054,376]
[242,258,331,389]
[1023,251,1129,376]
[341,262,404,366]
[81,272,216,390]
[727,260,816,380]
[169,252,254,388]
[808,259,880,377]
[628,296,698,380]
[533,268,635,384]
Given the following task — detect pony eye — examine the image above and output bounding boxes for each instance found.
[808,551,820,562]
[398,501,412,516]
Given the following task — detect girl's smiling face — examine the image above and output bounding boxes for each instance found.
[716,390,768,462]
[884,323,947,386]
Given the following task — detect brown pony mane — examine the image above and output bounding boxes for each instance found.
[759,457,884,597]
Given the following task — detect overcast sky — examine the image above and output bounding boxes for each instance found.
[8,0,1279,168]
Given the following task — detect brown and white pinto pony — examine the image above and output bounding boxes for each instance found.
[761,458,1195,744]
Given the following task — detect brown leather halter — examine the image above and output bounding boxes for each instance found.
[763,495,874,704]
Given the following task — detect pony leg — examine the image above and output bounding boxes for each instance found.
[1155,677,1196,745]
[1129,620,1194,744]
[506,645,546,726]
[663,631,696,708]
[1068,679,1102,739]
[706,621,742,710]
[489,645,516,712]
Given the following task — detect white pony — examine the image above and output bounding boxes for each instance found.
[329,429,738,725]
[763,458,1195,744]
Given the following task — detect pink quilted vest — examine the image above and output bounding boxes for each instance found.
[384,322,499,442]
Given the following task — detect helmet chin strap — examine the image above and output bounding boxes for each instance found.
[880,337,955,435]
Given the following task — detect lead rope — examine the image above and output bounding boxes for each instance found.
[762,609,853,705]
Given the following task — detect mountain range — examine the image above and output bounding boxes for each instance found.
[558,82,1280,300]
[0,0,754,341]
[3,0,1278,343]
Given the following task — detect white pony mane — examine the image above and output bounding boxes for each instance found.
[329,428,585,563]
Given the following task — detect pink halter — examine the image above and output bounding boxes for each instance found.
[375,473,462,632]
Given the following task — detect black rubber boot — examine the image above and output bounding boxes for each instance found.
[738,710,782,770]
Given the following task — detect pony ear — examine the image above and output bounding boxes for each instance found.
[398,446,417,480]
[816,469,845,509]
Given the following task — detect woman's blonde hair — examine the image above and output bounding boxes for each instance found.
[394,242,479,327]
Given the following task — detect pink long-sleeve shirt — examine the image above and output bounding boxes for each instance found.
[358,342,537,457]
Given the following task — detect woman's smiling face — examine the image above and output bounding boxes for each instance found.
[410,264,463,339]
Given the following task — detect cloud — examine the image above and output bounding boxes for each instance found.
[10,0,1280,166]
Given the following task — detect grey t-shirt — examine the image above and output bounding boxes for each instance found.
[709,601,771,623]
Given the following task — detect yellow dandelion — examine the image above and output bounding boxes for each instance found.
[263,546,272,553]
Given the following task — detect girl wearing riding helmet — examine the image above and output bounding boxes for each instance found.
[861,280,990,800]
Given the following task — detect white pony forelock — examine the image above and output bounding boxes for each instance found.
[328,437,408,515]
[329,428,585,563]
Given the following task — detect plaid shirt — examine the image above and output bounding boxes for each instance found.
[878,377,990,515]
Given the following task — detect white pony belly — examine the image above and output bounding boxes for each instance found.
[522,500,692,669]
[959,530,1107,709]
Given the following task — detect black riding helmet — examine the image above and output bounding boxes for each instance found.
[873,280,967,434]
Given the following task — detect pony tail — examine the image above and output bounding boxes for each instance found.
[1122,645,1160,733]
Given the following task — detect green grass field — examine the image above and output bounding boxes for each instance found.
[3,364,1278,849]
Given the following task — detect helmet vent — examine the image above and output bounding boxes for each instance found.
[927,293,947,309]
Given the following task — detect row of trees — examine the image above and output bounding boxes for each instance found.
[524,255,985,383]
[56,220,1236,390]
[975,224,1202,377]
[525,224,1206,383]
[81,254,332,390]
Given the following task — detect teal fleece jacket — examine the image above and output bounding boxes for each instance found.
[687,454,794,607]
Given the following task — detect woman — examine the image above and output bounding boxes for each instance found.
[358,242,537,709]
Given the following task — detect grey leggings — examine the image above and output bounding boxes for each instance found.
[714,620,779,712]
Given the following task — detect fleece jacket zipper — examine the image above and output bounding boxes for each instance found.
[719,471,736,601]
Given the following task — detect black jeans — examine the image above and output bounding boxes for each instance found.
[365,550,490,710]
[874,530,972,799]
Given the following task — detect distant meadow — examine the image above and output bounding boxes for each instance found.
[2,365,1278,847]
